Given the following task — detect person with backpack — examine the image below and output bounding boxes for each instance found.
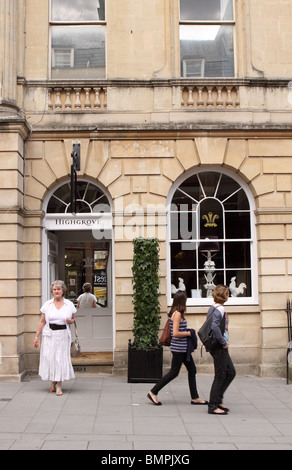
[147,290,207,406]
[206,285,236,415]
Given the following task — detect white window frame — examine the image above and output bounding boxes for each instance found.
[179,0,236,78]
[49,0,106,79]
[52,47,74,68]
[182,58,205,78]
[166,167,258,307]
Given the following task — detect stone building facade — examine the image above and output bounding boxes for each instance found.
[0,0,292,381]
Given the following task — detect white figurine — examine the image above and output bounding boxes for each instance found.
[171,277,186,294]
[229,276,247,297]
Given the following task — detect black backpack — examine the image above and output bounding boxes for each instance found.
[198,306,221,353]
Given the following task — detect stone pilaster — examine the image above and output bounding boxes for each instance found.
[0,0,29,381]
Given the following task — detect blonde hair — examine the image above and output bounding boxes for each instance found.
[213,285,229,304]
[50,280,67,296]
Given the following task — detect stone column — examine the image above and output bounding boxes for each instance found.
[0,0,19,106]
[0,0,30,381]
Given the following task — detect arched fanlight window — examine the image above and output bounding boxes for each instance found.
[46,181,110,214]
[168,170,257,305]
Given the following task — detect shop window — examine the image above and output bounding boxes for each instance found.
[50,0,106,79]
[169,170,257,304]
[46,181,110,213]
[179,0,235,77]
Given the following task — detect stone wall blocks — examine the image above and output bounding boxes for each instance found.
[110,140,175,158]
[257,192,286,208]
[195,137,228,165]
[224,139,247,171]
[249,139,292,157]
[84,140,109,178]
[30,159,58,190]
[149,175,172,197]
[108,176,131,198]
[263,157,292,174]
[176,140,200,170]
[26,141,44,159]
[238,157,262,183]
[162,158,183,182]
[249,174,275,196]
[25,176,46,200]
[44,141,69,179]
[99,159,122,187]
[124,158,160,176]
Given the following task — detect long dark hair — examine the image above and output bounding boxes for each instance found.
[169,290,187,319]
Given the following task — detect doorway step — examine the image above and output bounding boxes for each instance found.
[72,352,113,375]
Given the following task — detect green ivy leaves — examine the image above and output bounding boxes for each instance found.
[132,237,161,350]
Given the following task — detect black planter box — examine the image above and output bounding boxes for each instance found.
[127,340,163,383]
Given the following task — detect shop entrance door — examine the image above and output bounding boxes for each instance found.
[43,180,113,353]
[46,230,113,352]
[63,238,112,351]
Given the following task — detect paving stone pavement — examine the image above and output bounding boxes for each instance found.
[0,374,292,451]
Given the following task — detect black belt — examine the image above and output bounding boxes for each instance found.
[49,323,67,330]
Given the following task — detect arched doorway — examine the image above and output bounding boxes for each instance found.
[42,179,114,353]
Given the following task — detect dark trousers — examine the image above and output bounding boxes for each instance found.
[151,352,199,400]
[208,347,236,411]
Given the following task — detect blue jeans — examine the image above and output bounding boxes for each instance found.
[151,352,199,400]
[208,347,236,411]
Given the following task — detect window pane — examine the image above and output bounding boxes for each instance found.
[223,189,250,210]
[199,199,223,240]
[199,241,223,269]
[225,212,251,239]
[51,25,105,79]
[199,270,224,298]
[225,242,251,269]
[180,25,234,77]
[171,271,198,299]
[216,174,240,202]
[198,172,220,197]
[227,270,251,297]
[177,174,202,203]
[180,0,233,21]
[51,0,105,21]
[171,243,197,270]
[170,212,197,240]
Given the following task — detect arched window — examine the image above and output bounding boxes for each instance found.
[168,169,257,305]
[46,180,110,214]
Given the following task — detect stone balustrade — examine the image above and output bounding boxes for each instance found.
[48,86,107,111]
[181,84,240,109]
[19,78,289,115]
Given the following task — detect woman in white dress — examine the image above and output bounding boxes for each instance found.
[34,280,76,396]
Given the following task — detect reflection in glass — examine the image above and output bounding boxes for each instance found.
[51,0,105,21]
[180,25,234,77]
[180,0,234,21]
[51,25,105,79]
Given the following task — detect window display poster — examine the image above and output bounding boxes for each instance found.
[93,250,108,307]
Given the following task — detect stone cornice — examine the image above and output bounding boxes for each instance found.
[19,77,290,88]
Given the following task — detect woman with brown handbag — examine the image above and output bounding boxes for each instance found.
[147,290,207,406]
